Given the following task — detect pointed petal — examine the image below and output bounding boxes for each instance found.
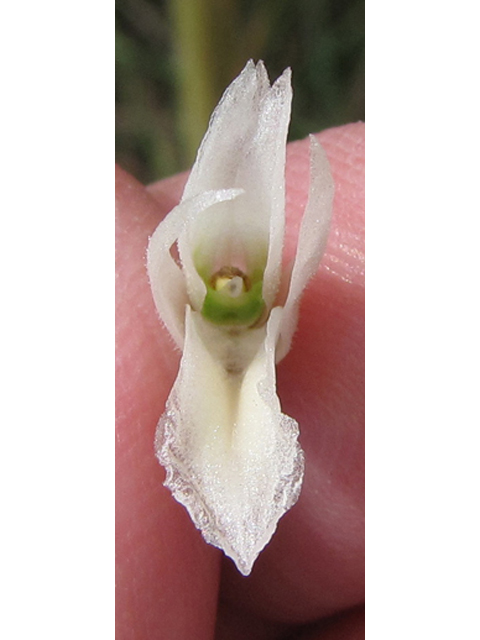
[157,306,304,575]
[182,62,292,299]
[182,60,271,199]
[260,69,292,308]
[147,189,243,348]
[276,137,334,362]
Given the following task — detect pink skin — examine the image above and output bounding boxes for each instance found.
[116,122,364,639]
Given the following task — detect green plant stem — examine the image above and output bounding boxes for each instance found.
[170,0,219,164]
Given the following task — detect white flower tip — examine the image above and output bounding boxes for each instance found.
[274,65,292,87]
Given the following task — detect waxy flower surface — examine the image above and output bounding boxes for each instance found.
[147,61,334,575]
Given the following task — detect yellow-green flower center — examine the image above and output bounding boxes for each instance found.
[201,266,265,326]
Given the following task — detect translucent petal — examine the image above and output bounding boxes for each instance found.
[156,306,304,575]
[181,61,292,303]
[276,136,334,362]
[147,189,243,348]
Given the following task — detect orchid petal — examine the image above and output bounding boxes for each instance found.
[181,61,292,306]
[157,306,304,575]
[147,188,243,348]
[276,136,334,362]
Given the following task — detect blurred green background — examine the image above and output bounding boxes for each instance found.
[116,0,364,184]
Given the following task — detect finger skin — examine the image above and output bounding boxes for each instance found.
[287,606,365,640]
[116,167,221,640]
[116,122,364,637]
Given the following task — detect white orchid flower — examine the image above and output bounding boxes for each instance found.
[147,60,334,576]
